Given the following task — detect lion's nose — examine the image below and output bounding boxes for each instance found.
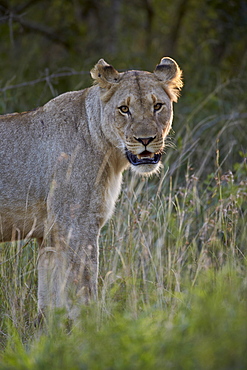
[134,136,156,146]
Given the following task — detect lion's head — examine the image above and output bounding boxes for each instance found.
[91,57,182,175]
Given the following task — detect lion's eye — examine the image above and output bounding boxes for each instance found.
[118,105,130,114]
[153,103,163,112]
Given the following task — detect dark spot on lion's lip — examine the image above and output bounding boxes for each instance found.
[125,148,161,166]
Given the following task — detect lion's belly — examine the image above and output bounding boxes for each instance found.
[0,201,47,242]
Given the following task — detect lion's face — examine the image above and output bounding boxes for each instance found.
[108,73,173,174]
[91,58,183,175]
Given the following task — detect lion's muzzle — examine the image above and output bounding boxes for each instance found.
[125,135,162,166]
[125,148,161,166]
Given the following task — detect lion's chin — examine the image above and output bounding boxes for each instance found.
[130,162,161,175]
[125,148,162,175]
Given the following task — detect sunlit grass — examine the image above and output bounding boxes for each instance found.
[0,148,246,369]
[0,74,247,368]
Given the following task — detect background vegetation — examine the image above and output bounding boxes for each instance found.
[0,0,246,368]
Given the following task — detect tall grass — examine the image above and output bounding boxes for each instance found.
[99,156,246,313]
[0,77,247,368]
[0,150,246,368]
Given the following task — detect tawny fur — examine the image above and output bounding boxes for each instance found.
[0,58,182,318]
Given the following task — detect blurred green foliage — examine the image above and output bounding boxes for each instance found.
[1,0,247,91]
[1,268,247,369]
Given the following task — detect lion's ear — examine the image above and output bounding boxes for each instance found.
[90,59,120,88]
[154,57,183,102]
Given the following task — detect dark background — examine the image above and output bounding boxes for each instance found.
[1,0,246,178]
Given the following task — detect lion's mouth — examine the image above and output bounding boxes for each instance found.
[125,149,161,166]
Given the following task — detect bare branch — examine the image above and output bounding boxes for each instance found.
[10,13,71,48]
[0,70,90,93]
[15,0,44,13]
[0,2,70,49]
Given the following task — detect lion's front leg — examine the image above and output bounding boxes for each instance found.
[37,230,99,320]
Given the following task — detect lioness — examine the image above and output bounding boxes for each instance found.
[0,58,182,318]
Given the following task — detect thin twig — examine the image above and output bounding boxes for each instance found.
[0,70,90,92]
